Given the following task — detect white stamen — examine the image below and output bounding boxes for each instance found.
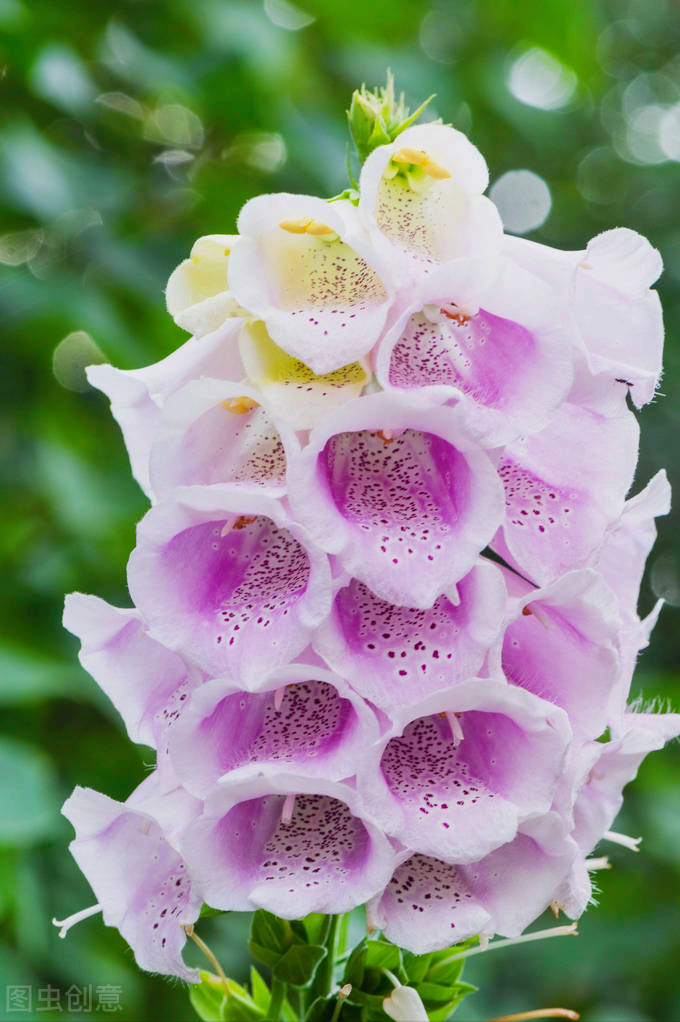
[446,711,464,745]
[586,856,611,871]
[52,903,102,939]
[478,931,493,951]
[444,922,578,962]
[220,516,237,537]
[280,793,296,825]
[423,303,443,324]
[549,901,564,918]
[274,686,286,711]
[524,602,552,630]
[365,902,384,933]
[439,298,476,318]
[603,830,642,852]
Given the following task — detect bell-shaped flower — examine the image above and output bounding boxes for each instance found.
[148,377,296,500]
[239,320,370,431]
[375,255,573,448]
[569,711,680,858]
[368,814,577,954]
[594,469,670,625]
[358,123,502,282]
[590,471,671,724]
[180,772,398,918]
[493,568,622,740]
[313,560,507,715]
[166,234,248,337]
[167,664,380,798]
[227,194,394,375]
[62,593,201,790]
[357,680,571,864]
[61,777,202,982]
[503,228,663,409]
[87,318,246,498]
[127,487,332,683]
[491,401,639,586]
[548,709,680,919]
[288,393,504,608]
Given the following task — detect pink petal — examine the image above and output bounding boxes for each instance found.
[127,487,332,683]
[86,319,246,498]
[358,680,571,864]
[313,561,507,714]
[494,402,639,585]
[63,782,202,982]
[62,593,195,751]
[497,568,622,740]
[288,393,504,608]
[167,664,379,797]
[180,773,397,917]
[149,377,295,500]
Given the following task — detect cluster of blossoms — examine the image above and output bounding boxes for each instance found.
[58,112,679,986]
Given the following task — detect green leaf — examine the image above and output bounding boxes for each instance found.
[300,912,333,946]
[304,995,337,1022]
[343,987,386,1010]
[364,939,402,974]
[424,982,478,1021]
[0,737,59,845]
[426,941,476,985]
[273,944,327,988]
[401,951,433,985]
[249,967,270,1011]
[249,910,297,968]
[189,971,227,1022]
[342,937,367,989]
[200,905,229,919]
[221,992,266,1022]
[417,980,463,1004]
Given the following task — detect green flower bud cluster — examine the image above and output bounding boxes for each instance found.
[347,70,436,164]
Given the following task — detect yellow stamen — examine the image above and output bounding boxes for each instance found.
[393,147,430,166]
[279,217,337,238]
[279,217,313,233]
[221,396,260,414]
[305,220,336,236]
[392,147,451,180]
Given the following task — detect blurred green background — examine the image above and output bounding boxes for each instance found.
[1,0,680,1019]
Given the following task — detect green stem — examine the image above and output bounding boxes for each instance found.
[287,986,302,1019]
[321,914,339,993]
[268,978,287,1021]
[183,925,231,1000]
[308,913,339,1007]
[336,912,350,958]
[329,989,349,1022]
